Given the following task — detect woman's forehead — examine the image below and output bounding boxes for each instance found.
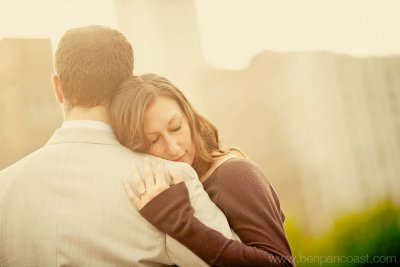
[144,97,183,131]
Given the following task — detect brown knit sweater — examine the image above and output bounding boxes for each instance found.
[140,158,294,266]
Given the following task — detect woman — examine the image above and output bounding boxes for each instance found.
[109,74,294,266]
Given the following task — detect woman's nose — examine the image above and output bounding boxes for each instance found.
[164,136,180,155]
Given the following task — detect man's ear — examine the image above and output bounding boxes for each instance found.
[51,73,64,104]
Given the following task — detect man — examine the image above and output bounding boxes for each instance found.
[0,25,234,266]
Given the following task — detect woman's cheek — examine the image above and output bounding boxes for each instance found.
[148,146,160,157]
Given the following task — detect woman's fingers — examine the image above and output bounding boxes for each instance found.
[143,157,155,191]
[124,158,185,211]
[123,180,141,208]
[169,168,184,185]
[155,158,168,186]
[132,165,146,196]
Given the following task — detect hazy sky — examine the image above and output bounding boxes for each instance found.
[0,0,117,42]
[196,0,400,68]
[1,0,400,69]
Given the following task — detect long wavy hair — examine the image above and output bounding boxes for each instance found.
[109,73,240,177]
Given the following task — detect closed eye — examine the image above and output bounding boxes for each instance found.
[170,120,182,132]
[171,125,181,132]
[150,136,159,144]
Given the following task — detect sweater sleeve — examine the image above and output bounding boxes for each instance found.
[140,161,294,267]
[206,159,294,266]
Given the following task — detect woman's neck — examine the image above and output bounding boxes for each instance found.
[199,153,238,183]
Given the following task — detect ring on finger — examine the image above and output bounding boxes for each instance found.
[138,188,146,198]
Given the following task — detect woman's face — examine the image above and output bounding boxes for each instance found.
[143,96,195,165]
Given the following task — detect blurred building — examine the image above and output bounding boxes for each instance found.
[0,39,61,168]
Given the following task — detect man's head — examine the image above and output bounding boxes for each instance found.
[52,25,133,109]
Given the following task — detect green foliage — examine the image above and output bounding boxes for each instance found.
[285,200,400,266]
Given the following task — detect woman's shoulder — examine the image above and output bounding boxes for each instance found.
[208,156,267,186]
[218,156,262,174]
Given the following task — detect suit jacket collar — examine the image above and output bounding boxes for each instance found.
[46,127,121,146]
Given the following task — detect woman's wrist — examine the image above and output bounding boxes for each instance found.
[139,182,193,233]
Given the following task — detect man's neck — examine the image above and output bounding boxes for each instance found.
[63,105,110,124]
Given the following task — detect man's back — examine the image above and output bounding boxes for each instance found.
[0,127,234,266]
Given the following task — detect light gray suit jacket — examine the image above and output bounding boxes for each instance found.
[0,127,234,266]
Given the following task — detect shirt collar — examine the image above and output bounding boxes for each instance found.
[61,120,113,133]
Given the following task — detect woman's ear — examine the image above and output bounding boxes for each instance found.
[51,73,64,104]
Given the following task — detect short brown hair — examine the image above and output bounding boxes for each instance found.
[55,25,133,107]
[110,74,237,176]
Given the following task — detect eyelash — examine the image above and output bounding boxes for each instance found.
[171,125,181,132]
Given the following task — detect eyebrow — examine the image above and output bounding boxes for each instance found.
[145,114,180,135]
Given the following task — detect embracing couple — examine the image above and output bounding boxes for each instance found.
[0,26,294,266]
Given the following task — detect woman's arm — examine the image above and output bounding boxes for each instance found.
[203,158,294,266]
[124,158,294,267]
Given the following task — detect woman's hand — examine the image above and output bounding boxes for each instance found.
[123,157,183,210]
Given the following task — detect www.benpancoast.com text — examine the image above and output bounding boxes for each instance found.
[269,253,397,265]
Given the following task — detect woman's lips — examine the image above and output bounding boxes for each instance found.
[173,153,186,162]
